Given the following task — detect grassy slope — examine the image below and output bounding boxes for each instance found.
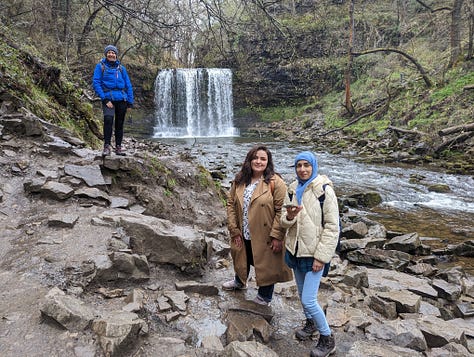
[249,2,474,173]
[0,29,102,147]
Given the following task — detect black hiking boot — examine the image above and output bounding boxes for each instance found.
[115,145,126,156]
[310,333,335,357]
[295,318,317,340]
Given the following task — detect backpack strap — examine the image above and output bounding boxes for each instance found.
[318,184,328,223]
[317,183,341,239]
[100,62,122,78]
[318,183,341,276]
[270,180,275,195]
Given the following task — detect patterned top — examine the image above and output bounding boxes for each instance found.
[242,180,259,240]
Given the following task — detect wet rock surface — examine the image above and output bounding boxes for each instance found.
[0,112,473,356]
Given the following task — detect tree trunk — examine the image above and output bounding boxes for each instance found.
[468,1,474,59]
[320,109,378,135]
[388,126,426,137]
[344,0,355,114]
[78,5,104,57]
[448,0,464,68]
[396,0,409,45]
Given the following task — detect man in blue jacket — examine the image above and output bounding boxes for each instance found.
[92,45,134,156]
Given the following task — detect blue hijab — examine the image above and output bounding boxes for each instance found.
[295,151,318,205]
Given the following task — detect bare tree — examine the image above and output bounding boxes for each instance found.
[344,0,355,114]
[466,0,474,59]
[448,0,465,68]
[414,0,468,69]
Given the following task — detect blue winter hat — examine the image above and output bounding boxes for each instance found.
[294,151,319,205]
[104,45,118,56]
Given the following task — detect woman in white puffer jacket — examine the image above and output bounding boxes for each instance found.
[281,151,339,357]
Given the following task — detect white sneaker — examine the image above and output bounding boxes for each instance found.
[252,295,269,305]
[222,279,246,291]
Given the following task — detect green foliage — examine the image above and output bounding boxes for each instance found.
[148,156,170,177]
[166,178,176,189]
[253,104,306,122]
[438,149,465,159]
[431,71,474,103]
[318,91,346,129]
[0,30,102,147]
[0,44,32,98]
[324,112,346,129]
[346,118,391,138]
[214,180,228,207]
[408,111,440,130]
[197,166,212,188]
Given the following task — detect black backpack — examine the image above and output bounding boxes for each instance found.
[318,183,342,277]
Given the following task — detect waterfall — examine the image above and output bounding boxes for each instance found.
[153,68,238,138]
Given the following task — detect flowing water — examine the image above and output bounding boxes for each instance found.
[137,135,474,271]
[153,68,238,138]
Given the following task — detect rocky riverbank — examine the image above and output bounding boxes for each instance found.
[0,110,473,357]
[243,111,474,176]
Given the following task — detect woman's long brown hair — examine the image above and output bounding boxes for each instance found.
[234,145,276,186]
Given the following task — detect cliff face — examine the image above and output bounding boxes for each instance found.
[197,26,349,107]
[229,29,349,107]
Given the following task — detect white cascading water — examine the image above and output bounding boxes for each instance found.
[153,68,238,138]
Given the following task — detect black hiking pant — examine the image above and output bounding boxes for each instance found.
[102,100,127,147]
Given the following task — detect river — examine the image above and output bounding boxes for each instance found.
[125,114,474,271]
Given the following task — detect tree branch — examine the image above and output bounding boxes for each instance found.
[435,131,474,153]
[413,0,452,13]
[352,47,433,87]
[319,109,377,136]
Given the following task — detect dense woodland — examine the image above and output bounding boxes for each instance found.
[0,0,473,172]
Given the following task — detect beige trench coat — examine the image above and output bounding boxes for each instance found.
[227,174,293,286]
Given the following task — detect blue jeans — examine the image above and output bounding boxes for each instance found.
[293,267,331,336]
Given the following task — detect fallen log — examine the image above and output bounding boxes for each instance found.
[464,84,474,91]
[435,131,474,153]
[438,122,474,136]
[319,109,377,135]
[387,126,425,137]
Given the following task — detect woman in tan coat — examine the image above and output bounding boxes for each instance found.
[223,145,293,305]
